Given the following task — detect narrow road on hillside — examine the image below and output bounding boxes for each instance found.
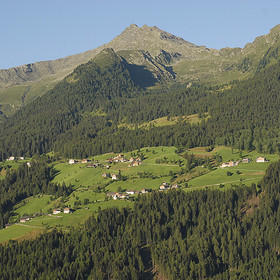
[15,223,45,229]
[147,164,179,167]
[191,176,263,189]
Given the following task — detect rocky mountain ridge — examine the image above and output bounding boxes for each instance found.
[1,24,280,117]
[0,24,214,89]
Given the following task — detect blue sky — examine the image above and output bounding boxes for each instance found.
[1,0,279,69]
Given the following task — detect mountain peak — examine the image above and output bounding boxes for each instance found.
[108,24,206,57]
[123,24,139,33]
[128,23,139,28]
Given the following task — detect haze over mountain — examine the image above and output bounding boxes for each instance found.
[1,24,280,117]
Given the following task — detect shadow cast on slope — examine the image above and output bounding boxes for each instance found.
[125,63,158,88]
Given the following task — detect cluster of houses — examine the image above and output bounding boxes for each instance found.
[6,156,31,167]
[6,156,25,161]
[69,154,144,178]
[107,182,181,200]
[159,182,179,191]
[102,173,120,180]
[4,208,73,228]
[86,162,101,168]
[107,188,150,200]
[5,216,32,228]
[69,158,110,169]
[106,154,143,167]
[69,158,96,165]
[19,216,32,223]
[221,161,240,168]
[101,154,144,180]
[107,153,128,163]
[52,208,72,214]
[221,156,268,168]
[18,208,72,224]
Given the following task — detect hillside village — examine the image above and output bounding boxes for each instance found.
[5,207,73,229]
[10,180,179,229]
[107,182,180,200]
[2,146,278,239]
[68,151,184,202]
[220,156,268,168]
[68,153,143,167]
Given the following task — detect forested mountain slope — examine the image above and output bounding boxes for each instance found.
[1,159,280,279]
[0,48,142,159]
[1,49,280,160]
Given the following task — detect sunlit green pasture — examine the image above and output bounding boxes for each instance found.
[118,113,211,130]
[0,224,42,243]
[52,162,106,188]
[17,200,132,230]
[13,195,55,216]
[188,161,275,188]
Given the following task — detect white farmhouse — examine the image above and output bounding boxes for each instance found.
[53,209,61,215]
[126,190,135,195]
[111,174,119,180]
[64,208,72,214]
[221,161,239,168]
[7,156,15,161]
[256,157,268,163]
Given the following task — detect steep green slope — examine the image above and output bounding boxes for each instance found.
[45,60,280,158]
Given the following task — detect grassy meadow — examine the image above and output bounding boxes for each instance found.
[0,224,42,243]
[14,195,55,216]
[118,113,211,130]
